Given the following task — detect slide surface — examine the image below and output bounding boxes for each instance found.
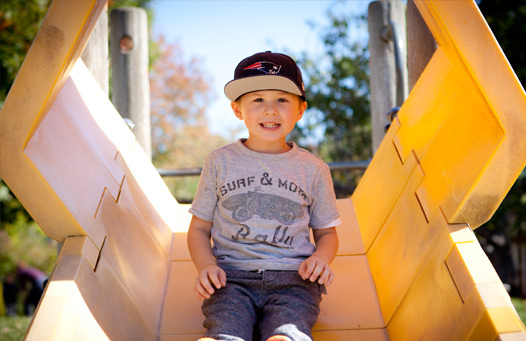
[0,0,525,339]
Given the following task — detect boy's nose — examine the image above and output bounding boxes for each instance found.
[264,103,278,116]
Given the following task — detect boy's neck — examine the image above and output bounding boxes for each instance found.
[242,138,291,154]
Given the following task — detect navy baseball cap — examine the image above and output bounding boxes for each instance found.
[224,51,306,101]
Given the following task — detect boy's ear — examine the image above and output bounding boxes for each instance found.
[231,101,243,120]
[297,101,307,121]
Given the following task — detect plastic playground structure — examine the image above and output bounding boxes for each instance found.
[0,0,526,339]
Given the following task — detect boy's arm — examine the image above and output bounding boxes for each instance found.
[187,215,226,300]
[298,227,339,286]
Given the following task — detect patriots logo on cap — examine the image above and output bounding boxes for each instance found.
[244,61,282,75]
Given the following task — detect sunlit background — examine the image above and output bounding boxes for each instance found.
[151,0,370,140]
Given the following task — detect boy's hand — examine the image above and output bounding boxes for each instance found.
[194,264,227,300]
[298,255,334,286]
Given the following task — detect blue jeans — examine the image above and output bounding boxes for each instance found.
[201,269,324,341]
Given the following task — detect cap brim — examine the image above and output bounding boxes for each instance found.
[224,75,303,101]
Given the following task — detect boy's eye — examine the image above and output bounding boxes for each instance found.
[277,98,288,103]
[254,98,264,102]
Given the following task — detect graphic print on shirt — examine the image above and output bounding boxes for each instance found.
[220,172,307,249]
[222,190,304,224]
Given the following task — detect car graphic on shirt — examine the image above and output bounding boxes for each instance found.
[222,191,304,224]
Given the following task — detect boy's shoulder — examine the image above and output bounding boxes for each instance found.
[206,141,239,157]
[295,145,330,167]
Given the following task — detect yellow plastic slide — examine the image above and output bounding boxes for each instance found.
[0,0,525,339]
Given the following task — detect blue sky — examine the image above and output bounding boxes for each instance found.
[151,0,371,141]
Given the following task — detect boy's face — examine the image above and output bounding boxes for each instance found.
[231,90,307,152]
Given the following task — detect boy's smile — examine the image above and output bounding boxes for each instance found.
[231,90,307,154]
[261,122,280,129]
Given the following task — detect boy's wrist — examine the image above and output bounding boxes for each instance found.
[197,262,218,272]
[310,252,331,265]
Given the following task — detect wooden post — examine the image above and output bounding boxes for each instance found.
[110,7,151,159]
[407,0,437,91]
[81,4,109,96]
[368,0,407,154]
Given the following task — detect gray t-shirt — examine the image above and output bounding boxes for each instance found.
[189,139,341,271]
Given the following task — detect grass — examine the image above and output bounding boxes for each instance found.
[0,316,31,341]
[0,299,524,339]
[512,297,526,324]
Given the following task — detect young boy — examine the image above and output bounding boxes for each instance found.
[188,51,341,341]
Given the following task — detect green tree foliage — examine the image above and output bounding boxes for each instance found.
[478,0,526,85]
[149,36,226,203]
[0,179,57,277]
[109,0,152,9]
[0,0,53,278]
[291,3,371,197]
[0,0,51,107]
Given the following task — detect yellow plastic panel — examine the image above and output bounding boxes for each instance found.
[334,198,365,255]
[21,58,176,336]
[29,238,155,340]
[498,332,526,341]
[367,164,429,323]
[113,148,176,256]
[76,254,157,340]
[394,47,503,229]
[469,308,526,340]
[95,183,171,330]
[351,0,526,338]
[0,0,105,242]
[23,74,120,248]
[448,223,477,244]
[446,245,477,303]
[113,131,187,239]
[171,233,192,261]
[315,256,384,330]
[160,335,205,341]
[311,329,389,341]
[160,261,204,336]
[402,0,526,228]
[27,279,110,341]
[386,227,477,340]
[476,282,516,310]
[0,0,182,334]
[58,236,100,271]
[309,198,365,256]
[24,73,124,200]
[24,58,175,252]
[352,118,419,251]
[387,220,522,340]
[27,236,109,340]
[446,242,502,302]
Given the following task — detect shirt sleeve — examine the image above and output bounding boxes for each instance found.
[308,162,341,229]
[189,153,218,222]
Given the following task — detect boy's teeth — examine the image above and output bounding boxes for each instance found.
[262,123,279,128]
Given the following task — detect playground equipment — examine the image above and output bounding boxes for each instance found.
[1,0,526,339]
